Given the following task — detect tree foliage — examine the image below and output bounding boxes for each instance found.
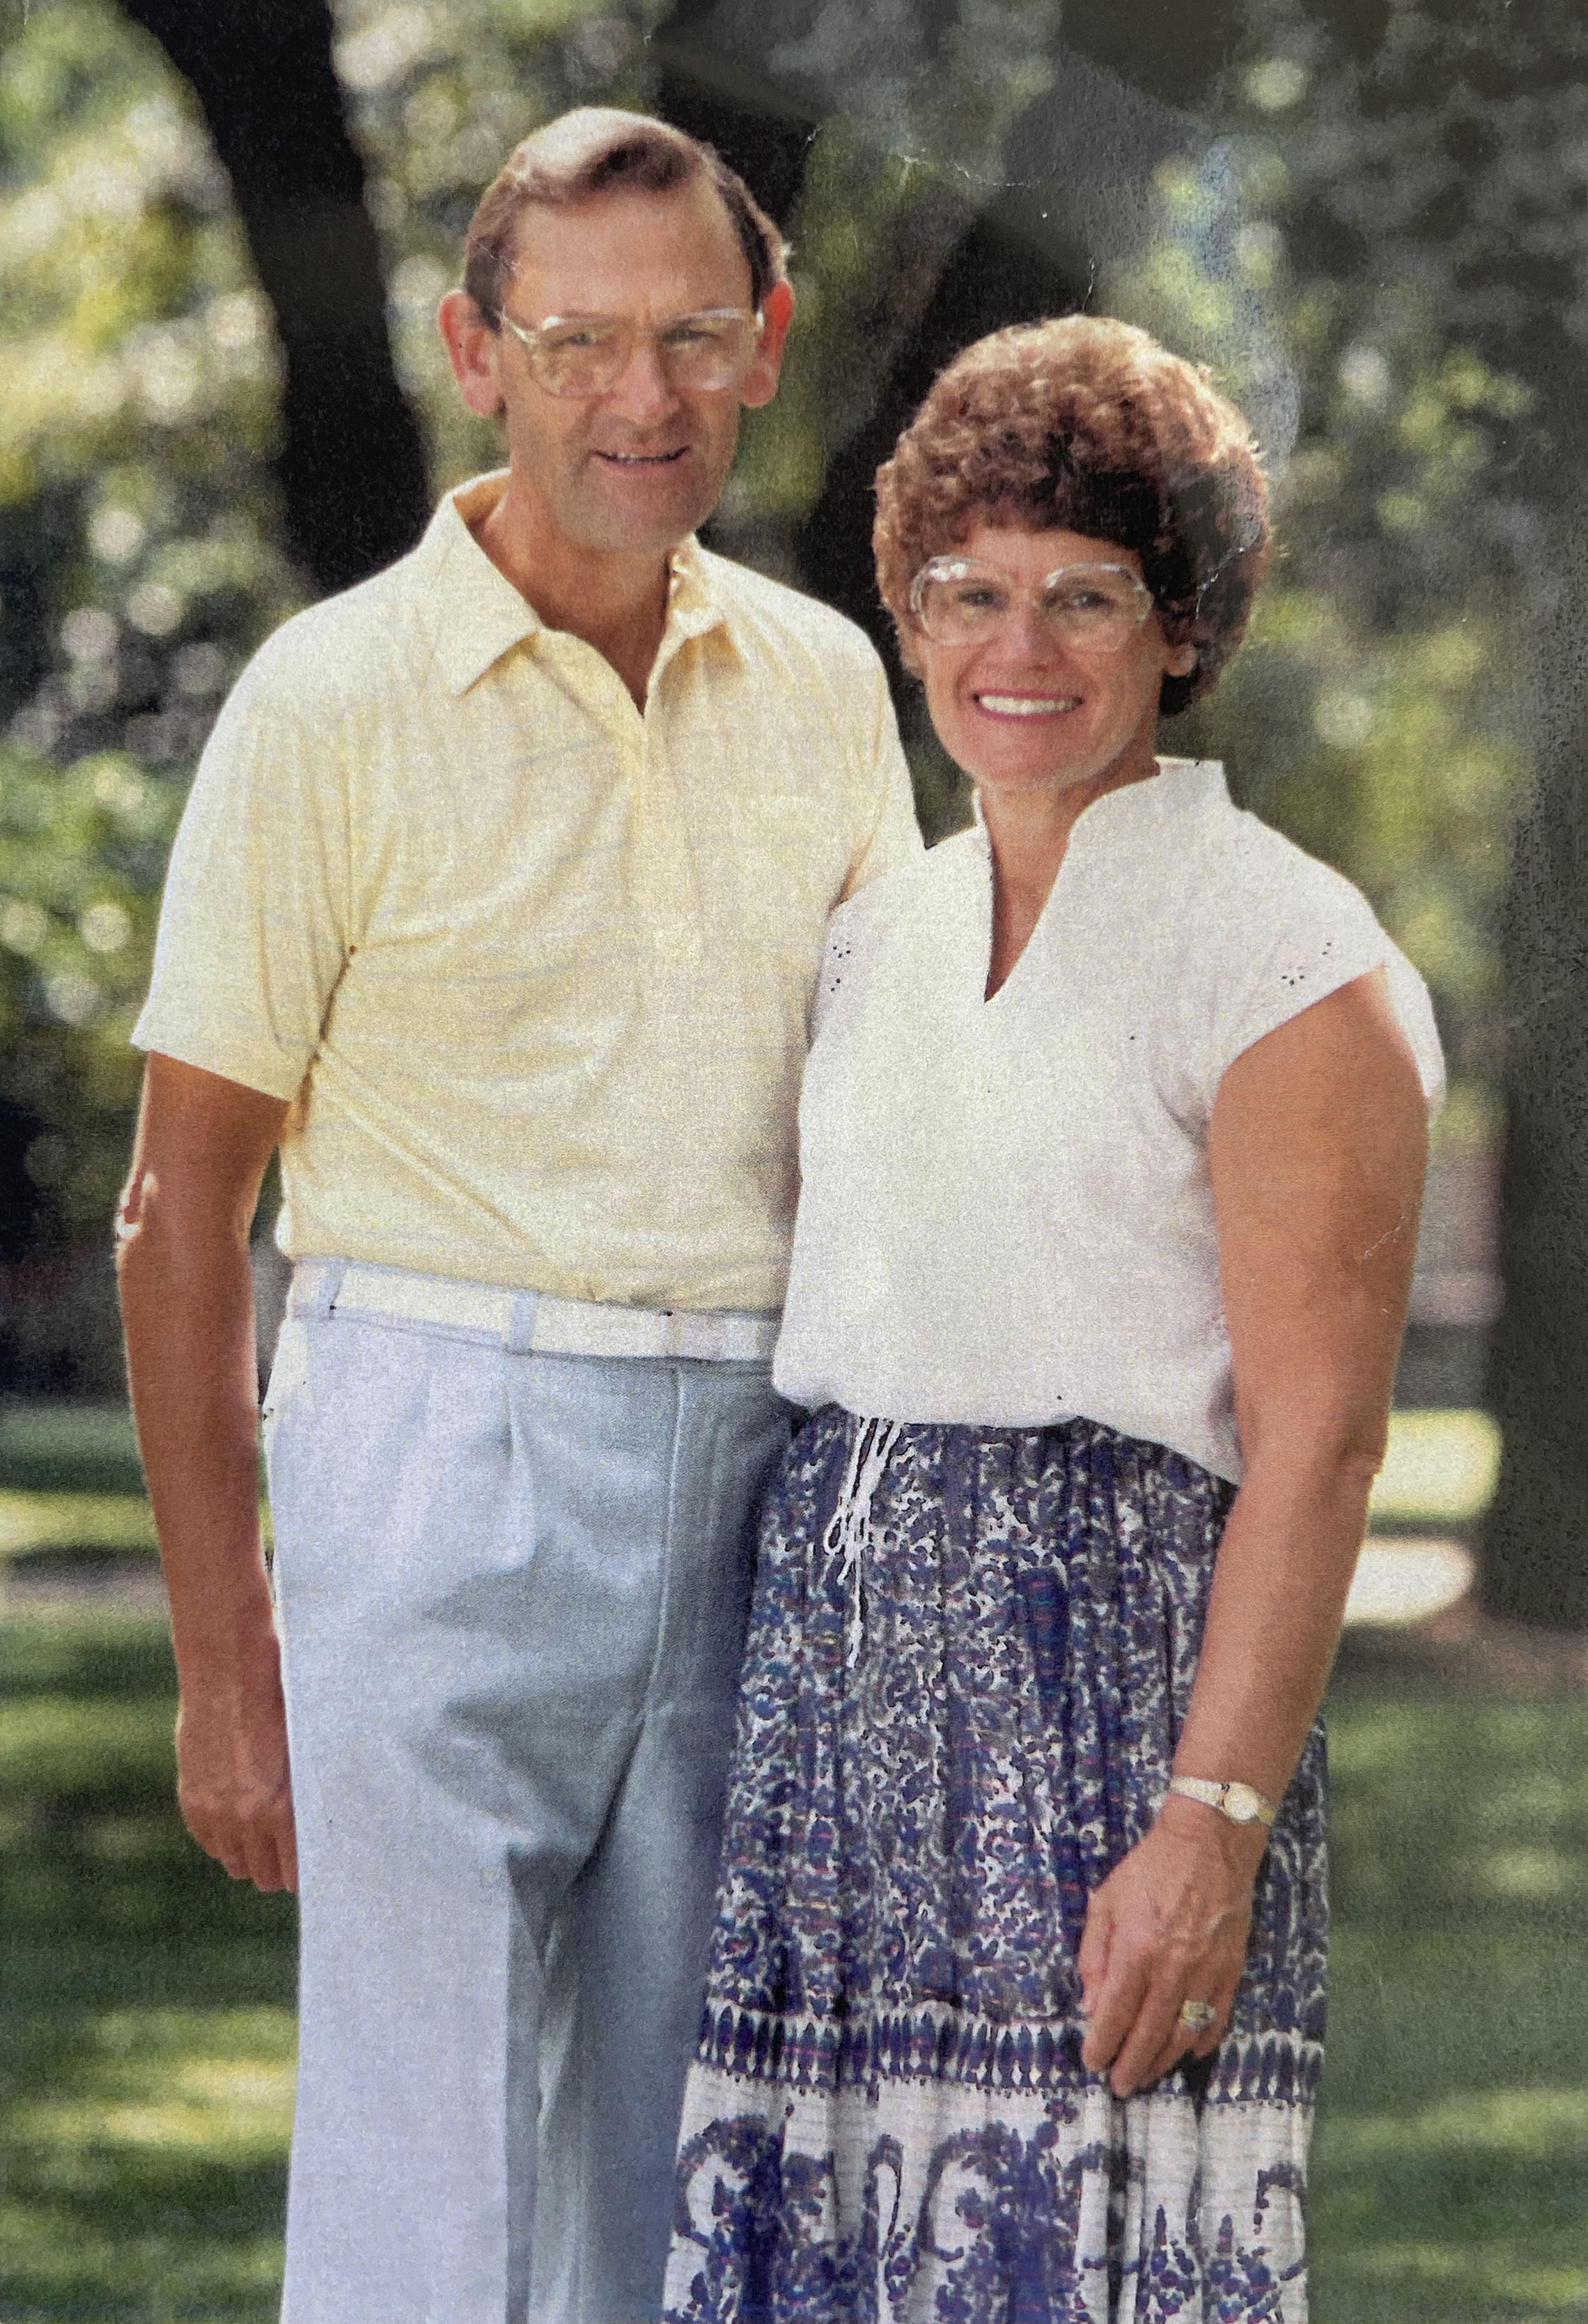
[1,0,1582,1480]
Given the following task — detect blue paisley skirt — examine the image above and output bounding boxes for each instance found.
[664,1408,1327,2324]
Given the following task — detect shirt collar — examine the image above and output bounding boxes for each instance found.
[417,472,731,695]
[970,757,1229,851]
[664,533,732,644]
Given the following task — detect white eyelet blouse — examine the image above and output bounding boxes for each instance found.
[772,759,1445,1482]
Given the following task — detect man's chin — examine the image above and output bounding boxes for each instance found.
[573,475,723,557]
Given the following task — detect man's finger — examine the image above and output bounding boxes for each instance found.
[275,1806,299,1896]
[240,1818,293,1893]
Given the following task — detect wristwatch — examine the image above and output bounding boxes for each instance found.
[1167,1776,1277,1829]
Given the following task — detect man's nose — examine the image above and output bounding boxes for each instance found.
[605,332,681,422]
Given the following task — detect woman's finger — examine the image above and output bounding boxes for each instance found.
[1075,1889,1112,2013]
[1106,1976,1197,2095]
[1141,1997,1225,2087]
[1079,1946,1151,2076]
[1190,1971,1242,2058]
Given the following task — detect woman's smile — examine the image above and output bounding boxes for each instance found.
[919,521,1196,809]
[972,689,1082,718]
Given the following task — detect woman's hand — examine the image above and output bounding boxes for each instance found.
[1077,1794,1267,2096]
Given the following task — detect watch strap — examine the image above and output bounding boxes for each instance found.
[1167,1775,1278,1829]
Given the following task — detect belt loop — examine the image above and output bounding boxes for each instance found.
[297,1260,344,1319]
[506,1289,539,1356]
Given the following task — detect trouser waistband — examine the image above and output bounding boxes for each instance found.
[288,1259,781,1363]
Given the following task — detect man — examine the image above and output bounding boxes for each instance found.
[118,109,919,2324]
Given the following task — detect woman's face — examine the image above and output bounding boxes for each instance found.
[914,523,1197,807]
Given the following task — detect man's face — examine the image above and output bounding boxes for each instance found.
[483,176,784,562]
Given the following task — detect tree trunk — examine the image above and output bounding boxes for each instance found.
[120,0,430,594]
[1481,467,1588,1629]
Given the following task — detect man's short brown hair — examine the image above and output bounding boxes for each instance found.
[873,316,1270,713]
[463,107,788,325]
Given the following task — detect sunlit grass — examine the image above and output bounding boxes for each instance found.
[11,2007,295,2163]
[0,1490,156,1556]
[1370,1407,1501,1526]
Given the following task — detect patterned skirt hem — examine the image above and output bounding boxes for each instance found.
[699,2002,1325,2109]
[667,2063,1314,2323]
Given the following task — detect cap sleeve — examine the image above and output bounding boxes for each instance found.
[1186,819,1445,1115]
[811,904,863,1041]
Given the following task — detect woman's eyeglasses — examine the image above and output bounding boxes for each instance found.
[910,556,1155,652]
[495,307,764,398]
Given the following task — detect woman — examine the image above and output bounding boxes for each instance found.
[664,316,1442,2322]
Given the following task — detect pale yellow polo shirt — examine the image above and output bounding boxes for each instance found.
[134,473,922,1310]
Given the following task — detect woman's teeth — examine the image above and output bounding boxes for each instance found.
[976,693,1079,716]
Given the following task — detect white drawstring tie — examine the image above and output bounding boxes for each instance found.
[821,1415,901,1667]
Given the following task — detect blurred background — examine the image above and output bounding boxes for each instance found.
[1,1,1585,2316]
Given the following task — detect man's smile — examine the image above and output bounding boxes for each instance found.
[593,445,691,467]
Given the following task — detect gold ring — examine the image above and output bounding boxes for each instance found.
[1178,1999,1217,2034]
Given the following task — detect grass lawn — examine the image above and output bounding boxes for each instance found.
[1312,1685,1588,2321]
[1,1618,295,2323]
[4,1619,1585,2321]
[1,1403,1584,2319]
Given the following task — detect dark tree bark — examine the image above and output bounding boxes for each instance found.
[650,3,1235,683]
[1480,424,1588,1629]
[120,0,430,595]
[793,49,1218,659]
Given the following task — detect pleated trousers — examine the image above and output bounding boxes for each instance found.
[265,1261,793,2324]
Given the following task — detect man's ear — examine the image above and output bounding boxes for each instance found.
[740,279,795,410]
[438,288,504,418]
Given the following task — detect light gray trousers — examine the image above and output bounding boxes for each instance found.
[265,1262,793,2324]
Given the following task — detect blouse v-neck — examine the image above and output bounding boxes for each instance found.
[972,760,1182,1008]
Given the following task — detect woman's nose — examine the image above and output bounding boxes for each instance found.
[1000,595,1064,658]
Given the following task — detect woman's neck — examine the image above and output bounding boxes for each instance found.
[977,753,1160,998]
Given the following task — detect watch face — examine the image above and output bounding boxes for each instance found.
[1223,1783,1265,1824]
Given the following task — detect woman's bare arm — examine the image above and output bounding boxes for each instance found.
[1078,966,1429,2093]
[117,1052,294,1892]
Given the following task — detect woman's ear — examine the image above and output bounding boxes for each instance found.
[1166,640,1199,679]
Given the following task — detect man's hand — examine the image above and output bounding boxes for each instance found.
[1077,1799,1263,2096]
[176,1640,298,1893]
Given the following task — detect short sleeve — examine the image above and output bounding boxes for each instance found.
[132,626,352,1101]
[1186,819,1445,1115]
[836,653,923,901]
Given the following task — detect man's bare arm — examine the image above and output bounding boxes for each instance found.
[116,1052,294,1892]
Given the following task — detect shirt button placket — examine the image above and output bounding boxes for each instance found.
[635,692,703,968]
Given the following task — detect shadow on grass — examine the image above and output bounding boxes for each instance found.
[0,1405,148,1499]
[2,1616,295,2322]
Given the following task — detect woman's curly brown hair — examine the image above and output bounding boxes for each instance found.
[874,316,1270,714]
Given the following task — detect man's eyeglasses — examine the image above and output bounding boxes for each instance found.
[494,307,764,399]
[910,556,1155,653]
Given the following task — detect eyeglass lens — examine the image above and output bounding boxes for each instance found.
[509,311,759,397]
[916,561,1149,649]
